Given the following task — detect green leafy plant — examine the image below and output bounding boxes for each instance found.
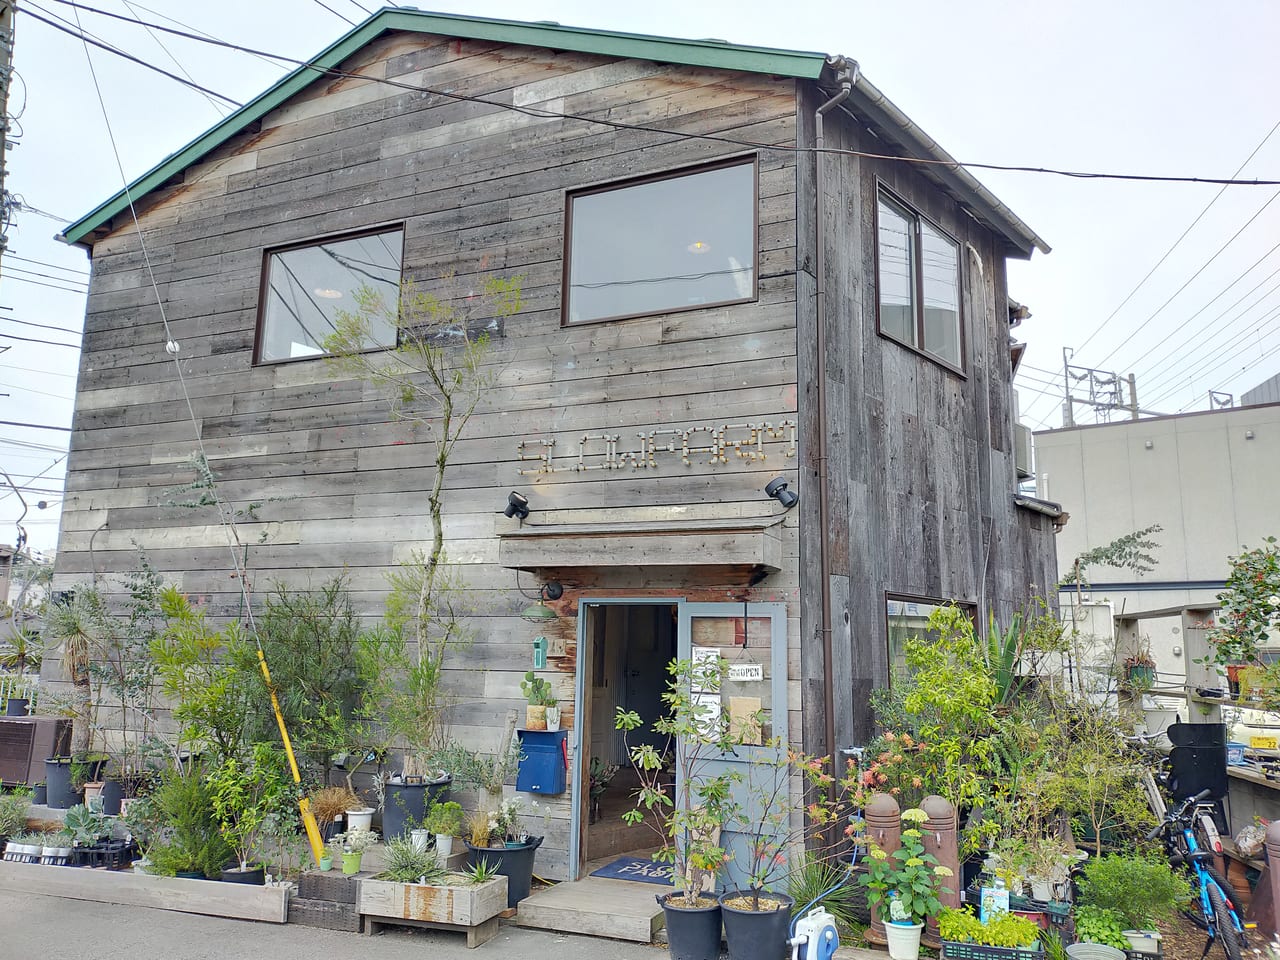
[378,835,446,883]
[937,907,1040,948]
[0,786,31,836]
[1077,854,1191,928]
[859,807,953,924]
[465,857,500,885]
[209,743,295,871]
[428,739,522,800]
[330,826,379,855]
[1073,905,1130,949]
[425,800,463,836]
[145,767,234,878]
[43,589,111,759]
[616,655,746,907]
[63,803,109,844]
[787,851,860,931]
[1207,537,1280,668]
[521,671,556,707]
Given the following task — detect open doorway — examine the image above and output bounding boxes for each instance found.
[579,602,678,867]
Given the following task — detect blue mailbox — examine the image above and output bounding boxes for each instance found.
[516,729,567,795]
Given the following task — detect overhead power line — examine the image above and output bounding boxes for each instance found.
[3,274,88,294]
[40,0,1280,188]
[5,264,89,286]
[1072,119,1280,356]
[0,332,80,349]
[1,316,83,336]
[6,254,90,275]
[0,420,72,431]
[310,0,356,26]
[23,5,242,106]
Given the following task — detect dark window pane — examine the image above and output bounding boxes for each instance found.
[566,161,756,324]
[877,198,916,346]
[920,221,961,366]
[259,229,402,363]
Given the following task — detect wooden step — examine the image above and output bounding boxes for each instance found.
[516,876,665,943]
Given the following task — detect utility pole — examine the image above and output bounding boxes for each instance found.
[1061,349,1167,425]
[0,1,13,281]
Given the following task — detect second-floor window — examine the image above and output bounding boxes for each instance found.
[876,189,963,371]
[255,226,403,364]
[563,156,758,325]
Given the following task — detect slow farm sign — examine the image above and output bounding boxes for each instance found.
[517,420,797,476]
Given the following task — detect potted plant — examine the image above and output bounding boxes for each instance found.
[617,655,757,960]
[1076,854,1191,954]
[1122,647,1156,690]
[209,744,294,885]
[0,784,31,850]
[1207,539,1280,681]
[860,808,953,960]
[520,671,556,731]
[938,906,1043,958]
[425,800,463,862]
[1023,836,1076,902]
[330,826,378,875]
[309,785,358,841]
[381,763,451,846]
[464,797,543,908]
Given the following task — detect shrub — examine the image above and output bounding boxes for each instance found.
[1077,854,1191,928]
[425,800,464,836]
[1074,905,1130,950]
[937,907,1040,948]
[0,787,31,836]
[787,851,860,932]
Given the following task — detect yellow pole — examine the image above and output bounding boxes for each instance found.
[257,648,325,865]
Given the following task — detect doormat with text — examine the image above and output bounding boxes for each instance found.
[589,856,675,885]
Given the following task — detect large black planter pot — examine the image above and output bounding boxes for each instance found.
[659,891,724,960]
[465,836,542,908]
[220,864,266,885]
[5,697,29,717]
[382,775,451,842]
[44,758,80,810]
[719,890,794,960]
[32,783,47,805]
[99,780,124,816]
[175,870,206,880]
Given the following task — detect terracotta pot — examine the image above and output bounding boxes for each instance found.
[525,704,547,731]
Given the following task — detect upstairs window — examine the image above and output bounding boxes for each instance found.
[563,157,757,325]
[876,189,963,370]
[255,227,403,364]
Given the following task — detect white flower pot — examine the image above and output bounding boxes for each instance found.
[546,706,561,732]
[410,829,430,853]
[1122,930,1163,955]
[435,834,454,862]
[884,921,924,960]
[1028,876,1054,901]
[346,807,374,832]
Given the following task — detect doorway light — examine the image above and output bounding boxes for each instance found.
[520,582,564,622]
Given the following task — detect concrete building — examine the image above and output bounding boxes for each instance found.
[1034,401,1280,678]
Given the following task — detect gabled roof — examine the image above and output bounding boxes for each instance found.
[61,7,1047,257]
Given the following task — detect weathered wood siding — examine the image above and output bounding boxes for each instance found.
[51,33,802,880]
[795,86,1058,748]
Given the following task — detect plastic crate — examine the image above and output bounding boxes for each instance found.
[942,941,1044,960]
[1124,949,1163,960]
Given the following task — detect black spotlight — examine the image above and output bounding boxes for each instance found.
[764,477,799,510]
[503,490,530,520]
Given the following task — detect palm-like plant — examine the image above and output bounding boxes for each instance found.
[0,627,44,676]
[43,590,111,756]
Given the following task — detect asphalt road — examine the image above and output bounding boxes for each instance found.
[0,888,664,959]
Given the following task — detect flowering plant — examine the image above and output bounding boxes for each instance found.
[1207,538,1280,668]
[859,807,952,925]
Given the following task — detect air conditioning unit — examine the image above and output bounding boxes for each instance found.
[1014,423,1034,480]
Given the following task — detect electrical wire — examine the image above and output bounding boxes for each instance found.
[309,0,356,26]
[4,264,90,287]
[0,332,80,349]
[42,0,1280,189]
[24,5,242,106]
[0,379,76,401]
[0,420,71,431]
[2,274,89,294]
[1072,119,1280,356]
[6,254,90,276]
[121,0,229,118]
[0,316,83,336]
[1089,189,1280,370]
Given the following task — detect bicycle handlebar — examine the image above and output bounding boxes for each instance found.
[1152,788,1214,840]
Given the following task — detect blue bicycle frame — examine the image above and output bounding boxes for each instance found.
[1160,793,1248,959]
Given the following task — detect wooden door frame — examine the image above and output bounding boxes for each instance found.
[569,597,683,881]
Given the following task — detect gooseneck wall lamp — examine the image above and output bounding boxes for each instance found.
[765,477,799,510]
[520,581,563,623]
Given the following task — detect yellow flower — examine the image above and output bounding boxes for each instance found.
[869,848,888,860]
[906,857,924,867]
[901,808,928,824]
[934,866,954,877]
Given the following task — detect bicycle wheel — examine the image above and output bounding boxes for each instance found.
[1207,881,1243,960]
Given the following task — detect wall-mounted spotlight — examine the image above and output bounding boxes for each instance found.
[520,581,563,622]
[503,490,530,519]
[765,477,798,510]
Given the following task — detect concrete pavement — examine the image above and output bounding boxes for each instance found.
[0,888,665,959]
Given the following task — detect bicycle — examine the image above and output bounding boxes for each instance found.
[1146,788,1252,960]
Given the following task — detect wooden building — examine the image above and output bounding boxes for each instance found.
[53,10,1059,882]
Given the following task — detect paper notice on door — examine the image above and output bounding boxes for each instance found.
[692,646,720,691]
[692,692,722,736]
[728,696,762,745]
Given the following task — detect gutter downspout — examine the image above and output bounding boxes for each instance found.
[814,57,855,762]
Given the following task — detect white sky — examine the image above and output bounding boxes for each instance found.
[1,0,1277,555]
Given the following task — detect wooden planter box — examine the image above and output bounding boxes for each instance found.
[0,860,290,922]
[359,874,508,947]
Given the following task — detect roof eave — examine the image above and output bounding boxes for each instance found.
[837,73,1050,259]
[60,8,826,247]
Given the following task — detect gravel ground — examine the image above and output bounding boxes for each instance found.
[0,888,666,960]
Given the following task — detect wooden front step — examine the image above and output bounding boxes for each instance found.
[516,876,665,943]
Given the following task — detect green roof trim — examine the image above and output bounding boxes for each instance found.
[60,8,827,245]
